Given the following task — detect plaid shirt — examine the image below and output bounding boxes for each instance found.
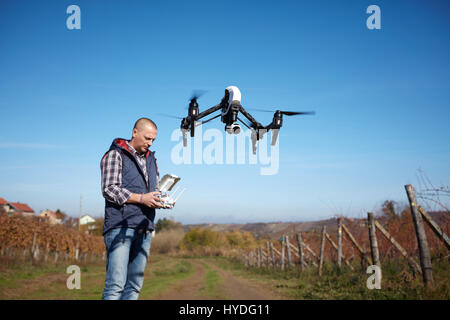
[101,141,148,205]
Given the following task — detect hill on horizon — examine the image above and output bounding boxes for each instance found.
[183,218,340,240]
[182,211,448,240]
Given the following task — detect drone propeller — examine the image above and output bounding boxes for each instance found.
[184,90,208,111]
[157,113,184,120]
[280,111,315,116]
[247,108,315,116]
[186,90,208,137]
[189,90,208,102]
[246,108,276,113]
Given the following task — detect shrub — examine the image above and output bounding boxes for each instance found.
[151,228,185,254]
[180,228,226,250]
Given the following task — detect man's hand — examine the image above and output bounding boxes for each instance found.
[141,191,165,208]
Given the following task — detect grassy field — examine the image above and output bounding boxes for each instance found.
[0,255,197,300]
[0,254,448,300]
[208,256,450,300]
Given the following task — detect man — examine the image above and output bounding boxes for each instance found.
[100,117,165,300]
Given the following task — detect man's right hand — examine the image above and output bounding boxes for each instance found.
[141,191,165,208]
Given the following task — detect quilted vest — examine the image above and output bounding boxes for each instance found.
[102,138,159,236]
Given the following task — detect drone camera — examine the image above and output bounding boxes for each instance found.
[225,123,241,135]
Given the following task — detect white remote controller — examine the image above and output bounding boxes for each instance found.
[156,174,186,209]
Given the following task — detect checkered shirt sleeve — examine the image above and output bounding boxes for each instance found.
[101,150,132,205]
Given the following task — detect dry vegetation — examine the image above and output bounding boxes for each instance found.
[151,228,185,255]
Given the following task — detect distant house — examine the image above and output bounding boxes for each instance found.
[79,214,97,230]
[79,214,96,225]
[0,197,7,212]
[2,199,35,217]
[37,209,62,225]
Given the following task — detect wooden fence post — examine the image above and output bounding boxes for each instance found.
[261,248,268,267]
[418,206,450,250]
[280,237,285,270]
[374,220,422,275]
[337,218,342,268]
[266,241,271,267]
[257,247,262,268]
[368,212,381,268]
[44,242,50,263]
[405,184,434,287]
[341,223,373,266]
[75,243,80,262]
[33,245,40,261]
[287,242,308,267]
[270,241,275,268]
[296,233,304,272]
[319,226,326,276]
[303,242,320,267]
[30,228,37,263]
[325,232,354,271]
[286,235,292,268]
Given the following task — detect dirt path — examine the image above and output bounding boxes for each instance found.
[152,260,211,300]
[153,259,286,300]
[202,260,286,300]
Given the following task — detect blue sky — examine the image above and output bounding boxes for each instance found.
[1,0,449,224]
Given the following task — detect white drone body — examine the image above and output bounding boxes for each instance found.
[156,174,186,209]
[221,85,242,116]
[222,86,243,134]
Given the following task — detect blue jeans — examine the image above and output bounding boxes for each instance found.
[102,227,152,300]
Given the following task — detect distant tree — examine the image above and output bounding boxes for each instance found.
[155,217,183,232]
[54,209,67,221]
[399,205,411,219]
[380,200,403,221]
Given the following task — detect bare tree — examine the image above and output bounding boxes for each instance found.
[415,169,450,213]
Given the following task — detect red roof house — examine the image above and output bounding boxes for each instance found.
[9,202,34,213]
[2,200,35,217]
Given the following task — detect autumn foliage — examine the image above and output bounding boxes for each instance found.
[0,213,105,257]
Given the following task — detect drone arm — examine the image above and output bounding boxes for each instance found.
[195,104,222,120]
[237,117,251,130]
[239,106,263,129]
[195,114,221,127]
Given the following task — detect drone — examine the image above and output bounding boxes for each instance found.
[171,86,315,154]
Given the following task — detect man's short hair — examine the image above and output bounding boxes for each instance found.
[133,118,157,131]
